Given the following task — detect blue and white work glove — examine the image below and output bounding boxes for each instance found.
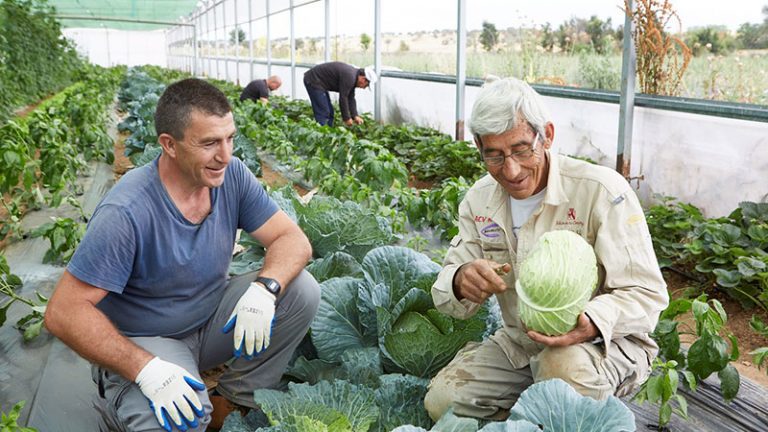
[222,281,276,358]
[134,356,206,432]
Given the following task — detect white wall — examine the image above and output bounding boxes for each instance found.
[63,28,167,68]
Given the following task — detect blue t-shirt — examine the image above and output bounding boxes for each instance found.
[67,156,278,337]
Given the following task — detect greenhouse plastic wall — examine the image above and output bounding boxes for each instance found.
[63,28,168,67]
[172,54,767,218]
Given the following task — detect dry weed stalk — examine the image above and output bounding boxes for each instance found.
[625,0,692,96]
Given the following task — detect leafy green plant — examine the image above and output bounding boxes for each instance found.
[395,379,635,432]
[0,400,36,432]
[646,199,768,311]
[749,315,768,375]
[634,295,740,428]
[29,216,85,265]
[517,230,598,336]
[0,255,47,342]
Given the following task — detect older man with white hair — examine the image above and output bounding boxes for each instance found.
[424,77,669,421]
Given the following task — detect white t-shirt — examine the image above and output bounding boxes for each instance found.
[509,188,547,237]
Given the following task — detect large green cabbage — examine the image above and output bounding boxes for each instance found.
[516,230,598,336]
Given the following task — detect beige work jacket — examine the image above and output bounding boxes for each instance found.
[432,152,669,369]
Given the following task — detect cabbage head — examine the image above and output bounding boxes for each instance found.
[516,230,597,336]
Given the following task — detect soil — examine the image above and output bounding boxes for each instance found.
[664,270,768,387]
[260,163,309,196]
[112,131,134,179]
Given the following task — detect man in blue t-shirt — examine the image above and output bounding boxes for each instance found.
[44,78,320,432]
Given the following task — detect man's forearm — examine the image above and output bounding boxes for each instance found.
[258,231,312,292]
[45,272,153,381]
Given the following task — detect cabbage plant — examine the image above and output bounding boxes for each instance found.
[516,230,597,336]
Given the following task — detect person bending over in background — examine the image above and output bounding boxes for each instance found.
[424,77,668,421]
[303,61,377,126]
[44,78,320,432]
[239,75,282,104]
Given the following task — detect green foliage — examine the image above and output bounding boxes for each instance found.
[686,26,737,56]
[0,255,47,342]
[577,53,620,90]
[360,33,372,51]
[636,295,741,427]
[307,246,488,380]
[736,22,768,49]
[517,230,597,336]
[0,400,37,432]
[29,215,85,265]
[229,27,246,45]
[646,199,768,310]
[585,15,615,54]
[539,22,555,52]
[254,380,377,431]
[396,379,635,432]
[749,315,768,375]
[479,21,499,52]
[0,0,83,124]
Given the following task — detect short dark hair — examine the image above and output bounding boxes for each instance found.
[155,78,231,140]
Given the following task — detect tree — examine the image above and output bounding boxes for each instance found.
[479,21,499,51]
[360,33,371,52]
[540,22,555,51]
[229,27,246,45]
[736,22,768,49]
[585,15,613,54]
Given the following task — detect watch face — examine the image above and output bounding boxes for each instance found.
[257,277,281,295]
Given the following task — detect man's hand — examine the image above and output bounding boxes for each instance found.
[353,116,364,124]
[344,118,354,126]
[135,357,206,432]
[526,313,599,347]
[222,282,276,358]
[453,259,510,303]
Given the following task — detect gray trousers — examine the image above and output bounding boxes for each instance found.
[424,331,651,421]
[92,270,320,432]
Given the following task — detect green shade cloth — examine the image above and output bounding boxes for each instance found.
[50,0,197,30]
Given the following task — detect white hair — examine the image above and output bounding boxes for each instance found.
[469,77,551,140]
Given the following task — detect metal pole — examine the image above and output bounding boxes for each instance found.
[374,0,381,122]
[248,0,254,80]
[266,0,272,75]
[455,0,467,140]
[213,4,219,78]
[223,0,229,81]
[234,0,239,84]
[290,0,296,98]
[324,0,330,62]
[204,9,210,76]
[192,24,198,76]
[617,0,636,178]
[104,25,111,67]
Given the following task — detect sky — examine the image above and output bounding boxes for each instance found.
[311,0,768,37]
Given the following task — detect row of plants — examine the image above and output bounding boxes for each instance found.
[0,66,122,243]
[644,198,768,428]
[646,198,768,312]
[0,0,83,124]
[234,97,482,240]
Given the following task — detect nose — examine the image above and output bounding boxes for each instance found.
[501,155,523,177]
[216,138,233,164]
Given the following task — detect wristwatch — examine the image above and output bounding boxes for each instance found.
[255,276,281,297]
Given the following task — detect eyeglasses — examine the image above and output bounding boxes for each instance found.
[482,132,541,167]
